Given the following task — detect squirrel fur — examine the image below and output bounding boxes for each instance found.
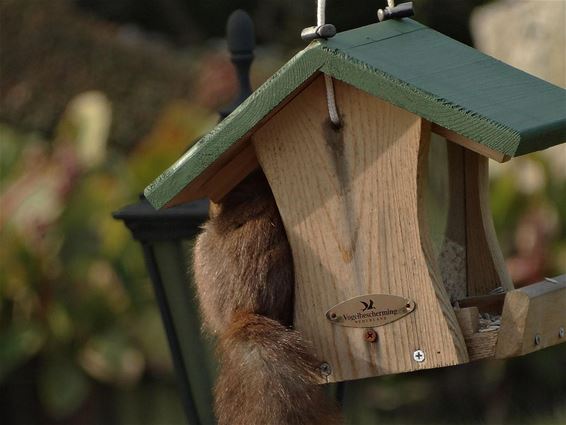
[193,169,342,425]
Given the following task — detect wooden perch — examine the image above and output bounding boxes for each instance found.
[496,276,566,358]
[458,275,566,361]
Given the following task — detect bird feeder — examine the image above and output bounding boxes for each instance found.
[145,19,566,383]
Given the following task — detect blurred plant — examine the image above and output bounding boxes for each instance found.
[0,90,216,421]
[490,146,566,285]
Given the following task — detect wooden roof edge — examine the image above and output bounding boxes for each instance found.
[144,45,325,209]
[145,19,566,209]
[318,44,522,158]
[514,119,566,157]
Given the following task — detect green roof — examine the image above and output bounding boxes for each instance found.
[146,19,566,209]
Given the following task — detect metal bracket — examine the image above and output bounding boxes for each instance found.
[378,1,414,22]
[301,24,337,42]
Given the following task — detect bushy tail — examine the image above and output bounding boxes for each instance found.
[215,313,343,425]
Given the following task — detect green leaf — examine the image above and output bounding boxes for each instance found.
[0,323,46,382]
[38,357,91,420]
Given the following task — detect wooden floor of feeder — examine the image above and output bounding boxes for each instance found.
[459,275,566,361]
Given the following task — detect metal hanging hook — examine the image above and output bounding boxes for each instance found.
[301,0,337,41]
[301,24,337,42]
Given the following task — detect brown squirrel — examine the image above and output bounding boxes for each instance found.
[193,169,343,425]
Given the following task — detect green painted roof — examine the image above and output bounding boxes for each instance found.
[146,19,566,209]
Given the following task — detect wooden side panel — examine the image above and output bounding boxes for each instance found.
[253,76,468,383]
[438,142,513,299]
[464,151,513,295]
[495,276,566,359]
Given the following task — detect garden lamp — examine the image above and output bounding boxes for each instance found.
[113,9,255,425]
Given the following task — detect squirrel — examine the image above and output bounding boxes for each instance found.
[193,169,343,425]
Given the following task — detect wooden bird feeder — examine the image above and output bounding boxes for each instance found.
[145,19,566,383]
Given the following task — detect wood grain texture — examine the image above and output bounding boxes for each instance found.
[455,307,480,336]
[145,18,566,209]
[253,76,468,383]
[464,151,513,295]
[495,275,566,359]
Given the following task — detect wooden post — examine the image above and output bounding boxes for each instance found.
[253,75,468,382]
[438,142,513,300]
[496,276,566,358]
[464,150,513,296]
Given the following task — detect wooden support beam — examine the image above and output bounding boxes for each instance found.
[432,124,511,163]
[457,293,506,315]
[464,151,514,296]
[438,140,513,298]
[455,307,480,336]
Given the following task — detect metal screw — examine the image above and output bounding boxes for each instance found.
[534,334,541,345]
[330,313,337,320]
[413,349,425,363]
[364,329,378,343]
[320,362,332,376]
[559,327,564,338]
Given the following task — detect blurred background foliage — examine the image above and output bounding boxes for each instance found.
[0,0,564,424]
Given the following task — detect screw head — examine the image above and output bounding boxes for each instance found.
[413,349,425,363]
[559,327,564,338]
[319,362,332,376]
[364,329,378,343]
[534,334,541,345]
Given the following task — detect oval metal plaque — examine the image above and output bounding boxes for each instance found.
[326,294,415,328]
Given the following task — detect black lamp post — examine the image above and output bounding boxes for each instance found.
[113,10,255,425]
[112,198,214,424]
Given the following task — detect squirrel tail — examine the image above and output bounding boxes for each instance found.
[215,312,343,425]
